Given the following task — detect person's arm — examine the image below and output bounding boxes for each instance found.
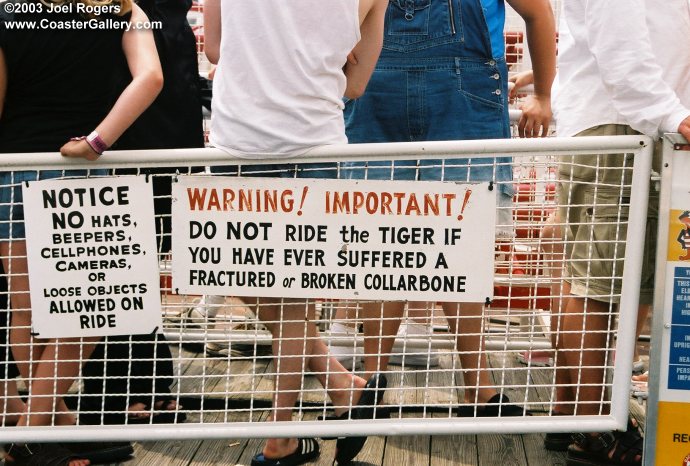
[506,0,556,138]
[0,49,6,121]
[584,0,690,141]
[203,0,220,65]
[343,0,386,99]
[61,4,163,160]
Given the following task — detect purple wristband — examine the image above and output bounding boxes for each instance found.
[86,131,108,155]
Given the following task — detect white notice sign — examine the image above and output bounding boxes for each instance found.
[23,177,162,338]
[172,176,495,302]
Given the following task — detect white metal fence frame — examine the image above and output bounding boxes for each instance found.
[643,134,688,466]
[0,135,651,443]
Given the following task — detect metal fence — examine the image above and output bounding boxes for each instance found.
[0,135,652,443]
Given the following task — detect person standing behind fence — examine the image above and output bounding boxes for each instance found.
[0,262,24,428]
[549,1,690,465]
[0,0,162,464]
[337,0,555,416]
[79,0,205,427]
[203,1,387,465]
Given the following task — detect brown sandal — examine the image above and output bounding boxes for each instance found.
[566,418,643,466]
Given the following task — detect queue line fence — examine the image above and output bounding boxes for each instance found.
[0,135,652,442]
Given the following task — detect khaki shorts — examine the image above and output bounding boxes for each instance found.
[557,124,660,304]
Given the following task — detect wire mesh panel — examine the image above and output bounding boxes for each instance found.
[0,136,651,444]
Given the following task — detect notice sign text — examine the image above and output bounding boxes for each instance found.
[23,177,162,338]
[172,176,496,302]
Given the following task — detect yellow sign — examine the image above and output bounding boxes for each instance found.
[668,209,690,262]
[656,402,690,465]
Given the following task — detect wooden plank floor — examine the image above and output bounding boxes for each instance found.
[88,344,648,466]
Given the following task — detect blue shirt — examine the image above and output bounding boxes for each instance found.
[480,0,506,58]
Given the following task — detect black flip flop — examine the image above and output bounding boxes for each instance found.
[251,438,320,466]
[319,406,391,440]
[456,393,525,417]
[335,373,388,465]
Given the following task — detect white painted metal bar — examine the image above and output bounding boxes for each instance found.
[0,135,650,170]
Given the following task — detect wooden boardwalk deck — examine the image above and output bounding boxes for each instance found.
[94,345,647,466]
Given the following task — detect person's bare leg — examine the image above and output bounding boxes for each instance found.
[1,241,95,466]
[441,302,496,404]
[16,338,98,427]
[361,301,404,378]
[2,240,77,426]
[308,338,367,416]
[539,214,574,414]
[541,220,648,413]
[1,241,44,379]
[255,298,315,459]
[552,283,574,415]
[562,295,644,464]
[540,212,565,353]
[561,296,612,416]
[5,308,73,424]
[9,340,97,465]
[0,379,25,425]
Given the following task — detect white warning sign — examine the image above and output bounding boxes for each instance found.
[172,176,495,302]
[23,177,162,338]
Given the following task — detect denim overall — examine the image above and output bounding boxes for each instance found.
[343,0,513,199]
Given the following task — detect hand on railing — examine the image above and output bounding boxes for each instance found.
[60,133,105,162]
[509,70,551,139]
[517,94,552,139]
[677,115,690,142]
